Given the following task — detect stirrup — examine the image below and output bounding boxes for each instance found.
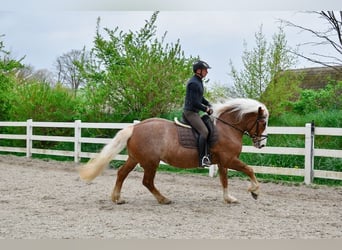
[200,155,211,168]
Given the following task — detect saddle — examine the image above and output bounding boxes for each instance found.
[174,115,218,149]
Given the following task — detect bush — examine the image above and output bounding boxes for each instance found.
[9,82,78,122]
[7,82,80,148]
[288,80,342,114]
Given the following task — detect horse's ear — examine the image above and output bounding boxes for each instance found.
[258,106,263,115]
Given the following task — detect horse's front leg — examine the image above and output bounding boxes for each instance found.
[229,158,260,200]
[218,166,238,203]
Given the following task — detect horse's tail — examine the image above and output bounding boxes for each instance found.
[79,125,134,182]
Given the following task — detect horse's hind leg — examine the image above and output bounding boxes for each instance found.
[141,163,172,204]
[111,156,138,204]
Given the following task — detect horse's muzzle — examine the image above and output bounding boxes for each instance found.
[253,135,267,149]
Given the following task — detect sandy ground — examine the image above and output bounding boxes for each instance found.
[0,154,341,239]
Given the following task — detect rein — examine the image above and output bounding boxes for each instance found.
[213,116,248,136]
[212,115,268,142]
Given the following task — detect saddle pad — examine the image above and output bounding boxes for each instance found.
[176,125,219,149]
[177,126,197,149]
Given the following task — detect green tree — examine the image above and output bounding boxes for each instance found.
[79,12,193,121]
[260,26,301,116]
[229,25,297,100]
[260,70,302,116]
[0,36,23,121]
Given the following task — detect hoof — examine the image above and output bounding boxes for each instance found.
[224,195,239,204]
[113,199,126,205]
[158,198,172,205]
[225,199,239,204]
[251,192,258,200]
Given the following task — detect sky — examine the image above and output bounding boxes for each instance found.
[0,0,341,87]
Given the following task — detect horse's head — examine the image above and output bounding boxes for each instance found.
[213,98,269,149]
[247,106,268,149]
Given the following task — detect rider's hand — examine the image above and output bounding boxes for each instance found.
[206,107,213,115]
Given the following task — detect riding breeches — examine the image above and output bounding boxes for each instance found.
[183,110,209,139]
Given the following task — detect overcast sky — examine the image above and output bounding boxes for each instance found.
[1,0,340,86]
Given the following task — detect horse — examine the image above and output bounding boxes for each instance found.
[79,98,269,204]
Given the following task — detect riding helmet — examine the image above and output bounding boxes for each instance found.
[192,60,211,72]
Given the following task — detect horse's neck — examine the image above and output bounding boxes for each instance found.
[216,114,244,139]
[217,112,258,138]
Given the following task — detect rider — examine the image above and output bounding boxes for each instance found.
[183,60,213,168]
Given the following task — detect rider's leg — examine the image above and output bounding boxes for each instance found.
[198,135,211,167]
[183,111,210,167]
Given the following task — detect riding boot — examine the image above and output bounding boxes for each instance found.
[198,135,211,168]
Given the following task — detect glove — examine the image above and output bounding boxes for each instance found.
[206,107,213,115]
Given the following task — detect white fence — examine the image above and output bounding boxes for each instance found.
[0,119,341,184]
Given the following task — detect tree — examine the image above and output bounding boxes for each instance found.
[55,48,88,94]
[79,12,193,121]
[282,11,342,72]
[0,36,23,120]
[229,25,297,99]
[0,36,23,73]
[229,26,267,99]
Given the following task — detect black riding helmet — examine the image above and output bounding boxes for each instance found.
[192,60,211,73]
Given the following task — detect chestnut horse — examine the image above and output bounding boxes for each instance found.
[79,98,269,204]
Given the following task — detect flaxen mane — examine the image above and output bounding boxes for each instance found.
[213,98,269,123]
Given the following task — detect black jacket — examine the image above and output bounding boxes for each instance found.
[183,75,210,113]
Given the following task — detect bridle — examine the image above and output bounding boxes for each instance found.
[212,110,268,143]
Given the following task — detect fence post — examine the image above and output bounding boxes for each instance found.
[26,119,33,158]
[74,120,81,163]
[304,121,315,184]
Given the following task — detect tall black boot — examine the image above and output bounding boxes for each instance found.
[198,135,211,168]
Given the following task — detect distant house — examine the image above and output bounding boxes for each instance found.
[289,66,342,89]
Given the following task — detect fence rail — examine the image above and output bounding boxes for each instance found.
[0,119,341,184]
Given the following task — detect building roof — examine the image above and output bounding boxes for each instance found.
[289,65,342,89]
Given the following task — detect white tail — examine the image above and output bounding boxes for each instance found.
[79,125,134,182]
